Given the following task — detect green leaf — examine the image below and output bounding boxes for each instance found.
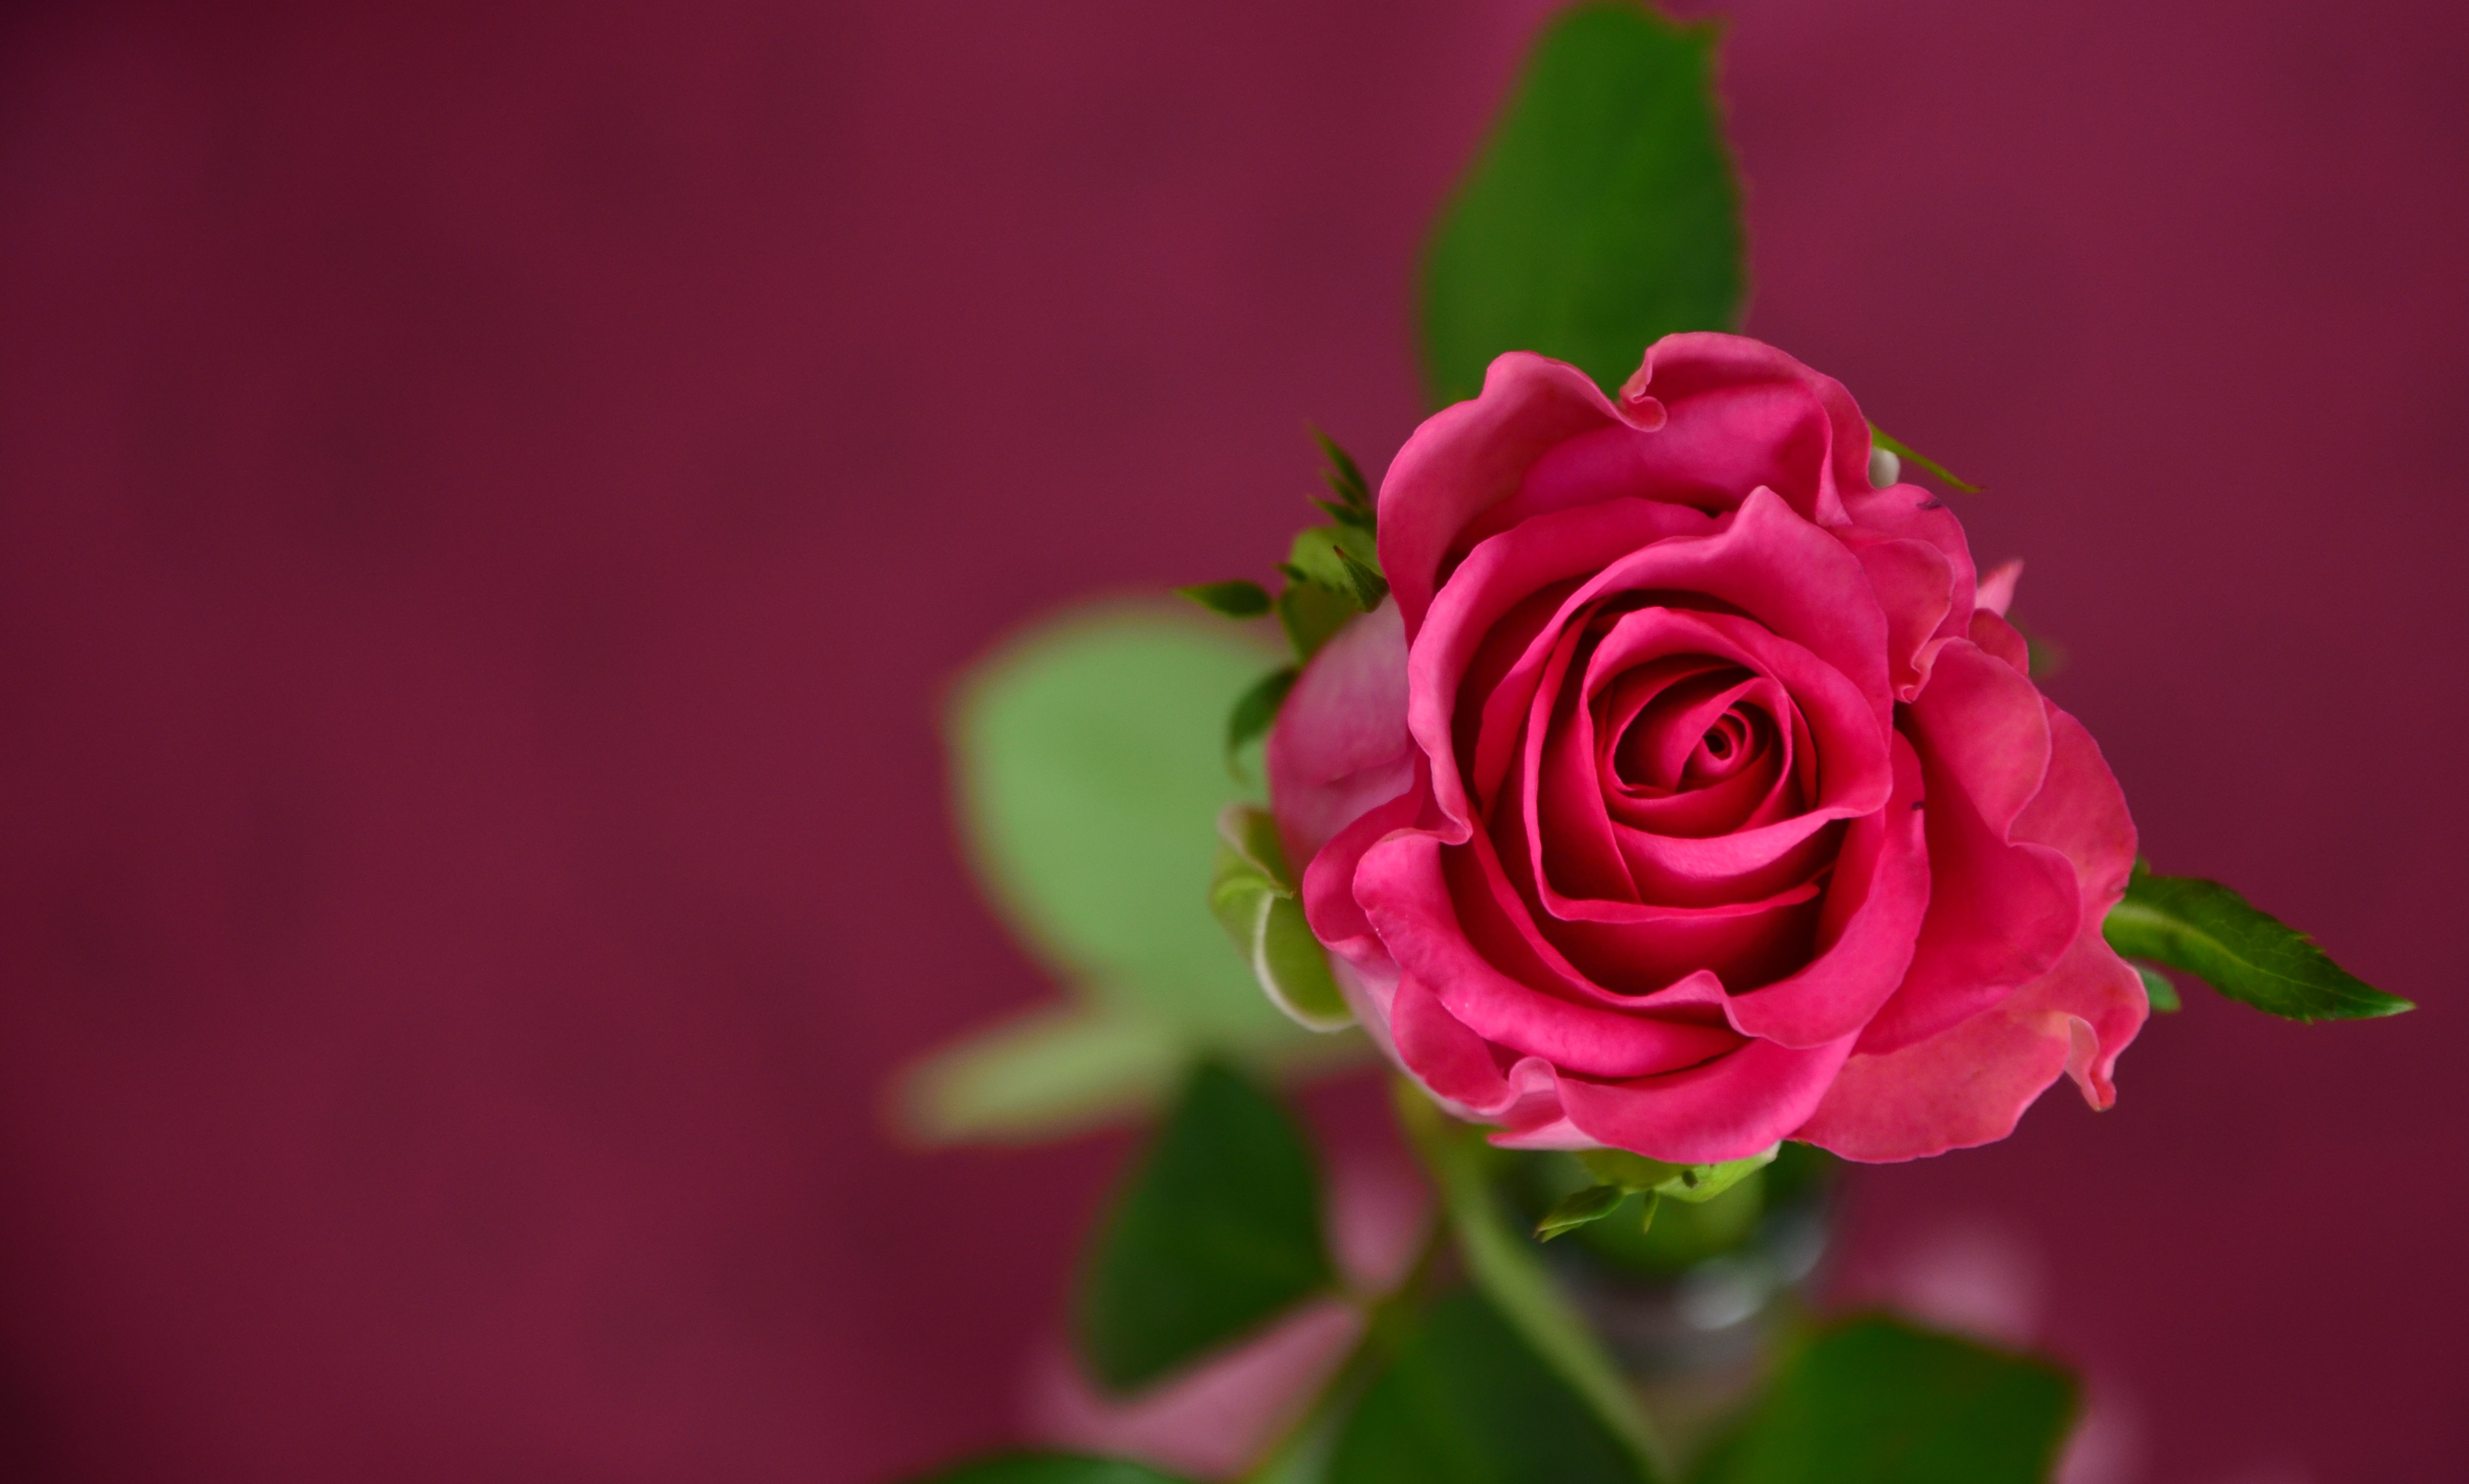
[1227,667,1300,771]
[1330,1289,1647,1484]
[1177,580,1274,619]
[900,603,1365,1143]
[1076,1062,1337,1391]
[2132,962,2180,1014]
[1695,1316,2077,1484]
[2102,863,2412,1021]
[1534,1183,1626,1241]
[1310,424,1374,512]
[908,1454,1193,1484]
[1867,425,1984,495]
[1279,579,1359,663]
[1418,1,1744,407]
[1393,1085,1670,1482]
[1211,806,1353,1031]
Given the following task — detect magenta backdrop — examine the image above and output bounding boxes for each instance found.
[2,0,2463,1479]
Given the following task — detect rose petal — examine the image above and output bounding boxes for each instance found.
[1795,929,2147,1161]
[1860,641,2080,1052]
[1556,1033,1861,1165]
[1378,353,1662,636]
[1268,598,1413,865]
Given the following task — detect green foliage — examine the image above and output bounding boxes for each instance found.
[1694,1316,2077,1484]
[1227,667,1301,770]
[1076,1062,1337,1391]
[900,604,1363,1144]
[1393,1087,1669,1481]
[1329,1290,1648,1484]
[907,1457,1191,1484]
[1867,425,1983,494]
[2103,862,2412,1022]
[2132,962,2181,1014]
[1279,580,1359,663]
[1418,1,1744,407]
[1210,806,1353,1031]
[1178,580,1274,619]
[1310,424,1375,515]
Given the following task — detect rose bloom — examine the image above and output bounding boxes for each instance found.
[1268,333,2144,1163]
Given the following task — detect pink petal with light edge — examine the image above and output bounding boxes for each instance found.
[1975,558,2023,617]
[1378,354,1659,636]
[1860,641,2080,1053]
[1267,599,1412,864]
[1557,1031,1861,1165]
[1796,929,2147,1162]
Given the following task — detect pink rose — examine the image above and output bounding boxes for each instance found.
[1267,333,2144,1163]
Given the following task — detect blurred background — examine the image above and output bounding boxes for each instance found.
[2,0,2463,1479]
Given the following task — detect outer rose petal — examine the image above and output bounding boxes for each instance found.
[1795,929,2148,1161]
[1378,354,1661,636]
[1267,599,1412,865]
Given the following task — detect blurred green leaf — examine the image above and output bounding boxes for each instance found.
[1077,1062,1336,1391]
[1418,1,1743,406]
[1693,1316,2077,1484]
[2103,862,2412,1022]
[1329,1289,1647,1484]
[900,603,1364,1144]
[2131,962,2180,1014]
[1394,1087,1669,1481]
[1177,580,1275,619]
[908,1454,1192,1484]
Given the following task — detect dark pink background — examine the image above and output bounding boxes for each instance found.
[2,0,2462,1479]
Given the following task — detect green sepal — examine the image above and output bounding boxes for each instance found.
[1867,425,1983,494]
[1316,498,1377,533]
[1287,525,1385,611]
[2132,961,2181,1014]
[1075,1062,1337,1391]
[1575,1144,1776,1205]
[1210,805,1352,1031]
[2102,861,2412,1021]
[1225,666,1299,773]
[1176,580,1274,619]
[1278,580,1357,663]
[1534,1183,1626,1242]
[1309,424,1374,513]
